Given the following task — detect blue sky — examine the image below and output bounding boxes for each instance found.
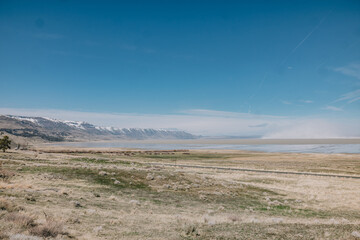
[0,0,359,137]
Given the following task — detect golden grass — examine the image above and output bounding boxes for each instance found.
[0,198,19,212]
[6,212,36,228]
[0,148,359,239]
[29,217,64,238]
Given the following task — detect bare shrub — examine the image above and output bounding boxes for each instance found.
[6,212,36,228]
[228,214,239,223]
[0,169,15,182]
[0,198,18,212]
[0,232,8,239]
[29,217,63,238]
[182,224,200,237]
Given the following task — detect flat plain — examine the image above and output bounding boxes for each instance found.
[0,146,359,239]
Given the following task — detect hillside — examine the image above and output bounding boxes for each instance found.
[0,115,196,143]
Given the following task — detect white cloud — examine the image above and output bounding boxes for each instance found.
[335,89,360,104]
[281,100,292,105]
[0,108,359,138]
[248,123,268,128]
[300,100,313,104]
[334,63,360,80]
[262,119,352,139]
[179,109,283,119]
[323,106,343,112]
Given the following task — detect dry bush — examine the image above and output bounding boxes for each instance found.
[181,224,201,238]
[29,217,63,238]
[0,232,8,239]
[0,198,18,212]
[228,214,240,223]
[6,212,36,228]
[0,169,15,182]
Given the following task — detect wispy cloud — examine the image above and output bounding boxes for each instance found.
[179,109,282,119]
[0,108,358,138]
[281,100,292,105]
[299,100,313,104]
[335,89,360,104]
[248,123,268,128]
[334,63,360,80]
[323,106,343,112]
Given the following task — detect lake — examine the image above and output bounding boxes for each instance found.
[50,140,360,154]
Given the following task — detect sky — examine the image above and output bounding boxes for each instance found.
[0,0,359,138]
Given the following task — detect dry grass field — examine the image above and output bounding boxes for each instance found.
[0,147,359,239]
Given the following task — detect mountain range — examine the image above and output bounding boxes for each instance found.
[0,115,196,142]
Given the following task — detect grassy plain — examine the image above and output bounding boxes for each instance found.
[0,147,359,239]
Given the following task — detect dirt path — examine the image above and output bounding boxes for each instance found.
[147,162,360,179]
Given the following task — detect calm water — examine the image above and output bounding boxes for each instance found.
[52,142,360,154]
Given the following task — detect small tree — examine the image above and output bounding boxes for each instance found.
[0,136,11,152]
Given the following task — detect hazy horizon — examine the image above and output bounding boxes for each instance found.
[1,0,359,138]
[1,108,360,138]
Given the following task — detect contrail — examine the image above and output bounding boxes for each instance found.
[280,11,332,67]
[248,72,268,101]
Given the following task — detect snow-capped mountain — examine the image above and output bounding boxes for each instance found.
[0,115,196,142]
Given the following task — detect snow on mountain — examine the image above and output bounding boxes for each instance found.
[9,115,39,124]
[1,115,196,141]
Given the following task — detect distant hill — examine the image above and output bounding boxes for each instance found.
[0,115,196,142]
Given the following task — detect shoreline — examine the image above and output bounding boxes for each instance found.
[40,138,360,146]
[33,138,360,154]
